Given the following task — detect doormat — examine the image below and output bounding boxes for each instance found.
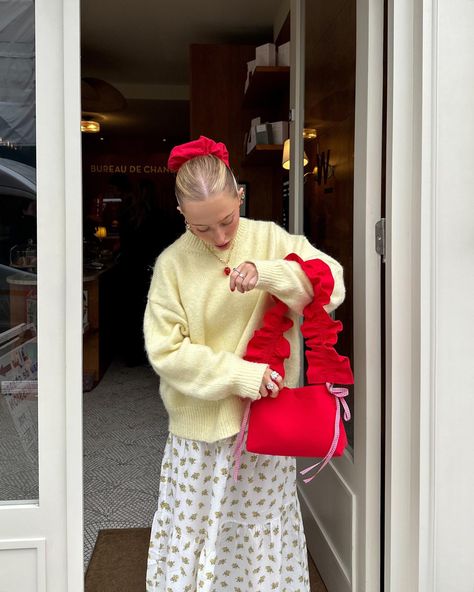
[85,527,151,592]
[85,526,327,592]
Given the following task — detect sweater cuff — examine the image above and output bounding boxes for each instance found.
[234,360,268,400]
[252,259,286,290]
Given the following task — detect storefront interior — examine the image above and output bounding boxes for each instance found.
[0,0,356,586]
[79,1,295,576]
[80,0,356,583]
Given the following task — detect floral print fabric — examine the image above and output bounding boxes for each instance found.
[146,433,310,592]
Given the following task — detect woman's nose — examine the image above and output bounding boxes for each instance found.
[212,228,226,245]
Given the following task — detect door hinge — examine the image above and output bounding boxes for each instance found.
[375,218,386,262]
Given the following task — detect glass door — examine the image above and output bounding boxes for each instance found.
[295,1,384,590]
[0,0,83,589]
[0,0,38,507]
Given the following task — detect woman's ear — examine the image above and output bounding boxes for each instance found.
[177,205,190,230]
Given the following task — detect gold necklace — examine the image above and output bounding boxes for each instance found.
[203,240,236,276]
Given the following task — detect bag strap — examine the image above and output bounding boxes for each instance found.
[284,254,354,386]
[242,294,291,379]
[242,253,353,386]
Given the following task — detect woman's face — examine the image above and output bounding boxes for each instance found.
[179,189,242,250]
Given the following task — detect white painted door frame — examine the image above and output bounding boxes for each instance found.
[63,0,84,587]
[63,0,474,589]
[384,0,440,589]
[30,0,441,589]
[0,0,83,590]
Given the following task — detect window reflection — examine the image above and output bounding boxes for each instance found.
[0,0,38,502]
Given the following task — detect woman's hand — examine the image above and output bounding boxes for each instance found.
[230,262,258,293]
[258,367,283,399]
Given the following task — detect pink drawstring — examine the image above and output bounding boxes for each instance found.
[299,383,351,483]
[232,400,251,481]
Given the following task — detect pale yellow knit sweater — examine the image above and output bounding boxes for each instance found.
[144,217,345,442]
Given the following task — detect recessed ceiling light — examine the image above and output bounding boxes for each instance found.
[303,128,317,140]
[81,120,100,133]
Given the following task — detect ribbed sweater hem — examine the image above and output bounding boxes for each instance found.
[167,396,245,443]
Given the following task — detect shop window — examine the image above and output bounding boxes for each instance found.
[0,0,38,503]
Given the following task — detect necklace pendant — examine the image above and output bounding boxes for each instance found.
[224,266,231,276]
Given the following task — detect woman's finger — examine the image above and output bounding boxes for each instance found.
[269,369,283,384]
[246,275,258,291]
[241,270,258,292]
[264,379,280,398]
[230,262,258,292]
[260,378,275,397]
[229,267,242,291]
[230,265,248,292]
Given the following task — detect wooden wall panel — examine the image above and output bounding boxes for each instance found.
[190,44,283,223]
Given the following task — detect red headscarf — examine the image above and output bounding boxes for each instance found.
[167,136,230,172]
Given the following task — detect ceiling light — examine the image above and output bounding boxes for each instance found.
[81,120,100,133]
[303,128,317,139]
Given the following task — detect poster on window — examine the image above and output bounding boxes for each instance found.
[0,323,38,463]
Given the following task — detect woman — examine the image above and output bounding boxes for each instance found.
[144,136,345,591]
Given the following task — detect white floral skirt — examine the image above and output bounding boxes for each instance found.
[146,432,310,592]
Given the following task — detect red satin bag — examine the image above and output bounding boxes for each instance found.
[234,254,354,483]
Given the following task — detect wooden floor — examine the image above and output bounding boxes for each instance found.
[308,552,328,592]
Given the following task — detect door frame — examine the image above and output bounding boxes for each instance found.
[0,0,83,590]
[63,0,85,587]
[2,0,437,589]
[59,0,436,590]
[384,0,436,589]
[351,0,385,588]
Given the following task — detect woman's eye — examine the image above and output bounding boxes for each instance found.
[196,227,209,233]
[222,217,234,226]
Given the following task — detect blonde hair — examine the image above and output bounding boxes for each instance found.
[175,155,239,204]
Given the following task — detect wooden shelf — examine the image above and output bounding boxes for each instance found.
[242,144,283,166]
[243,66,290,108]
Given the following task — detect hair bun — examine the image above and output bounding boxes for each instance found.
[167,136,230,172]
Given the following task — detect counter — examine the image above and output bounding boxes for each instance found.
[6,262,117,390]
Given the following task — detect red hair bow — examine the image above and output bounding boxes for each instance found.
[167,135,230,172]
